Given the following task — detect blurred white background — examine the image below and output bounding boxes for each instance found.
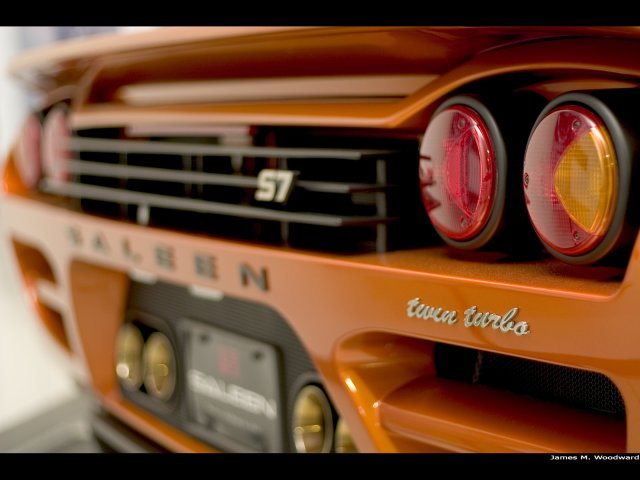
[0,27,156,434]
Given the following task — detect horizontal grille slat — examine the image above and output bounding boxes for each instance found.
[41,179,395,227]
[69,137,396,160]
[39,127,430,253]
[66,159,391,193]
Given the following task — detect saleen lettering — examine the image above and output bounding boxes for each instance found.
[407,297,530,336]
[188,369,278,420]
[67,225,269,290]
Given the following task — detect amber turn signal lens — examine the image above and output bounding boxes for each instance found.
[524,104,619,260]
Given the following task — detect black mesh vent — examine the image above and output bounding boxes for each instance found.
[434,343,625,418]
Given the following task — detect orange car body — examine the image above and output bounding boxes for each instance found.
[2,26,640,453]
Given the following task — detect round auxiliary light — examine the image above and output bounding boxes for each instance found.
[15,114,43,188]
[523,93,629,264]
[419,96,506,248]
[115,323,145,391]
[291,385,334,453]
[41,105,71,182]
[143,332,177,401]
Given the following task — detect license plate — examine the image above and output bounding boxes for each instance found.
[181,318,283,452]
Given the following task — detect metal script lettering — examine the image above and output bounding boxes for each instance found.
[407,297,457,325]
[407,297,530,336]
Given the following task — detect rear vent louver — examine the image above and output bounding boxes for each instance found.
[40,128,428,253]
[435,343,625,418]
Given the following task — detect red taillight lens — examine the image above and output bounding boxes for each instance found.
[420,99,503,247]
[41,105,71,182]
[15,114,42,188]
[524,102,621,262]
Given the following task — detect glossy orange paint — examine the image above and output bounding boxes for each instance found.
[2,27,640,453]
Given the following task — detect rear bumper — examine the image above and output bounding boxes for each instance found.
[3,193,640,452]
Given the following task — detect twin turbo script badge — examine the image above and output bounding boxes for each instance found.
[406,297,530,337]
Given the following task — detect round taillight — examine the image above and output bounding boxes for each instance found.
[41,105,71,182]
[15,114,42,188]
[523,93,629,264]
[419,97,506,248]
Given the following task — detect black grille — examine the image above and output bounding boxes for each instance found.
[434,343,625,418]
[40,127,428,253]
